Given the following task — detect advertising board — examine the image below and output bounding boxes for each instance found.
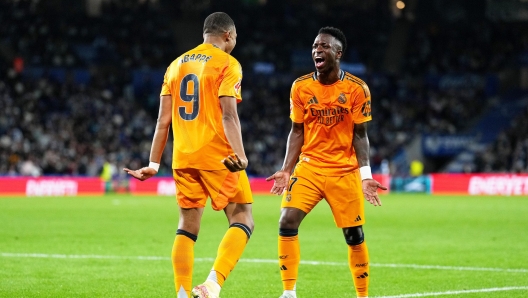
[431,174,528,196]
[0,177,104,196]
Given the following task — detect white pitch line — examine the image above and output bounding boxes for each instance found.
[1,253,528,274]
[374,286,528,298]
[370,263,528,273]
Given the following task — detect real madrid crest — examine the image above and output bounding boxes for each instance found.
[338,92,347,104]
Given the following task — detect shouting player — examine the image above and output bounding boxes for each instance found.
[267,27,386,298]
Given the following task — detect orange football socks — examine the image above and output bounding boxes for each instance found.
[211,223,251,287]
[172,231,196,297]
[278,234,300,291]
[349,241,370,297]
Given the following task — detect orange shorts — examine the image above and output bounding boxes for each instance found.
[282,162,365,228]
[173,168,253,211]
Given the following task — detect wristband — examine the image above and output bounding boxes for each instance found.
[148,162,160,172]
[359,166,372,180]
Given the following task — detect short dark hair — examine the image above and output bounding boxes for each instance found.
[203,12,235,35]
[318,27,347,54]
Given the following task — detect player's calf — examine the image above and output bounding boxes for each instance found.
[344,226,369,298]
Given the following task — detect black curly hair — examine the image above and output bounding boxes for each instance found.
[318,27,347,54]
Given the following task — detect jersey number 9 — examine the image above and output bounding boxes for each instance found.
[179,74,200,121]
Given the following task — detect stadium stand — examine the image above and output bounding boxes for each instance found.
[0,0,527,179]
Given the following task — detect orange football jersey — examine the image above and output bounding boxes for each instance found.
[290,71,372,176]
[160,44,243,170]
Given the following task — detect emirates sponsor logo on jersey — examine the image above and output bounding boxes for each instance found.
[310,106,349,126]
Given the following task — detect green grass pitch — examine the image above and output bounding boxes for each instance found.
[0,193,527,297]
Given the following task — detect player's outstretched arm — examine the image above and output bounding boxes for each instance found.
[220,96,248,172]
[124,95,172,180]
[353,122,387,206]
[267,122,304,195]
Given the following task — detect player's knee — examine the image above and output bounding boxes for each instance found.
[343,226,364,246]
[278,209,303,229]
[279,217,302,230]
[176,229,198,242]
[230,223,253,239]
[227,206,254,232]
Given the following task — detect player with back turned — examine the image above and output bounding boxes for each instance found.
[124,12,253,298]
[267,27,387,298]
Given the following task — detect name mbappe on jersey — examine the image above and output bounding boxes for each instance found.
[180,53,212,64]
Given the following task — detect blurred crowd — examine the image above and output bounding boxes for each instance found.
[0,70,174,177]
[1,0,174,69]
[1,0,527,178]
[474,105,528,173]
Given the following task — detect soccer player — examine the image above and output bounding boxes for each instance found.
[123,12,253,298]
[266,27,387,298]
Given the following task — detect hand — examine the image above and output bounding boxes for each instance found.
[123,167,158,181]
[362,179,387,206]
[266,170,291,195]
[222,153,248,172]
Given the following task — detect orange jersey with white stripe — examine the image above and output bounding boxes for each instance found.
[290,71,372,176]
[160,44,243,170]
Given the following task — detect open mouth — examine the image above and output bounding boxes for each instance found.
[314,57,325,68]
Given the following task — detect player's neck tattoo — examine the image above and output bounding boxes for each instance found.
[212,44,220,49]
